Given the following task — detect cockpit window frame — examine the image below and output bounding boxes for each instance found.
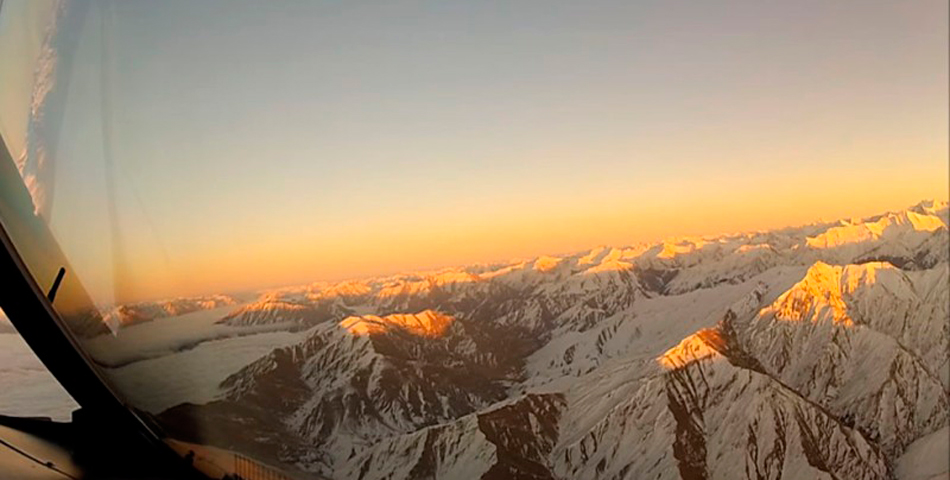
[0,131,194,474]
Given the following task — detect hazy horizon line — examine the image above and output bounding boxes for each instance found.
[122,196,948,305]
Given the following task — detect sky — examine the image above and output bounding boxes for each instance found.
[0,0,947,303]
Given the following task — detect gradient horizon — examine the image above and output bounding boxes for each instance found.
[0,0,946,303]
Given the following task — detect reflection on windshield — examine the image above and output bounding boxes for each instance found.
[0,1,948,479]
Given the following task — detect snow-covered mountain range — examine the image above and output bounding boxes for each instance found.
[156,200,949,479]
[103,294,239,329]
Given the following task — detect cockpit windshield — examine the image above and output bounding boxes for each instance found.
[0,1,947,479]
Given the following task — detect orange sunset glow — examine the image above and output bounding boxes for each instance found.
[0,0,944,305]
[0,2,947,479]
[112,166,946,302]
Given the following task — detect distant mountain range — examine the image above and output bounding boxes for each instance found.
[127,200,950,478]
[101,294,239,330]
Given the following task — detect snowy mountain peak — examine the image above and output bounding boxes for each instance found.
[765,261,910,327]
[806,207,946,249]
[217,297,344,327]
[149,200,948,479]
[583,258,633,275]
[911,199,949,219]
[657,328,724,369]
[339,310,455,338]
[533,255,563,272]
[657,237,709,259]
[771,262,852,325]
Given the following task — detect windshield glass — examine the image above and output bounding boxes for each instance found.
[0,1,947,479]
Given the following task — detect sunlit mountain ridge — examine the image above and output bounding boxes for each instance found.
[88,200,948,479]
[201,200,948,326]
[88,200,947,332]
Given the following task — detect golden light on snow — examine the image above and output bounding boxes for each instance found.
[765,261,900,327]
[372,271,481,300]
[806,210,946,249]
[657,238,710,260]
[340,310,455,338]
[657,328,724,369]
[582,259,633,275]
[770,262,854,326]
[657,257,918,370]
[533,256,563,272]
